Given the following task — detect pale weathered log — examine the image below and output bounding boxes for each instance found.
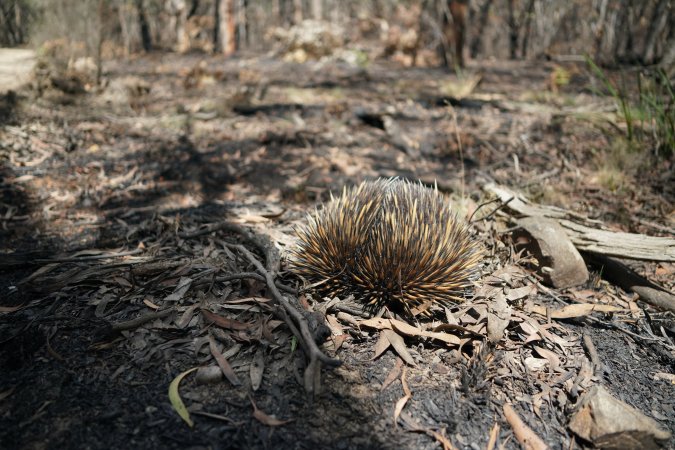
[483,183,675,262]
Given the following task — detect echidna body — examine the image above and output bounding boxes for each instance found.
[290,178,482,316]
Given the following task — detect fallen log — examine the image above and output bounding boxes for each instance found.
[482,183,675,313]
[483,183,675,262]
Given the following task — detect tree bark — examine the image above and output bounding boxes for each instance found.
[135,0,152,52]
[470,0,493,58]
[218,0,236,56]
[96,0,104,86]
[507,0,518,59]
[520,0,535,58]
[238,0,247,49]
[643,0,669,64]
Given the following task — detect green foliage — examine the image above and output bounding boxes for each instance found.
[586,56,674,157]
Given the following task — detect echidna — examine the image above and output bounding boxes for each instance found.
[290,178,483,316]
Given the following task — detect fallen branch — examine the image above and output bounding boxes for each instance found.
[584,253,675,313]
[180,222,281,274]
[111,308,174,332]
[503,403,549,450]
[483,183,675,312]
[227,244,341,395]
[192,271,297,295]
[483,183,675,262]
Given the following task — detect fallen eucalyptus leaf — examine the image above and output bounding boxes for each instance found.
[168,367,199,428]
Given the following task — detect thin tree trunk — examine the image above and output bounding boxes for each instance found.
[293,0,303,24]
[238,0,247,49]
[470,0,493,58]
[520,0,535,58]
[643,0,669,64]
[507,0,518,60]
[118,0,130,56]
[188,0,199,17]
[311,0,322,20]
[218,0,236,56]
[96,0,104,86]
[175,0,190,53]
[135,0,152,52]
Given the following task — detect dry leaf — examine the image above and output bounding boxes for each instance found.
[524,356,549,372]
[533,345,561,372]
[358,317,391,329]
[381,358,403,391]
[487,292,511,343]
[393,367,411,425]
[391,319,461,346]
[250,347,265,391]
[550,303,623,319]
[176,304,200,328]
[164,276,193,302]
[372,332,391,360]
[506,284,537,301]
[359,318,461,346]
[201,309,254,331]
[208,336,241,386]
[143,298,160,310]
[250,396,291,426]
[0,304,24,314]
[383,329,416,366]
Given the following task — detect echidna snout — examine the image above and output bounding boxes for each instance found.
[290,178,482,316]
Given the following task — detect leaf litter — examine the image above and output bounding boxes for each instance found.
[0,53,673,449]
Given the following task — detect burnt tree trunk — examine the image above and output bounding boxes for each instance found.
[507,0,517,59]
[135,0,152,52]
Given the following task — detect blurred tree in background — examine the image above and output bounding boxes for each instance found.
[1,0,672,69]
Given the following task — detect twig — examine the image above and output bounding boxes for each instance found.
[192,271,297,295]
[111,309,173,332]
[468,197,500,223]
[180,222,280,274]
[582,333,602,376]
[228,244,341,395]
[486,422,500,450]
[471,196,514,223]
[503,403,549,450]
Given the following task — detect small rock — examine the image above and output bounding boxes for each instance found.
[514,217,589,288]
[569,385,671,449]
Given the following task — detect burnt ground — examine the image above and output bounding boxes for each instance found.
[0,52,674,449]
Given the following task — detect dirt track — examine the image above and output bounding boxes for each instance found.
[0,48,35,93]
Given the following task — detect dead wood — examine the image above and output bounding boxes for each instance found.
[483,183,675,312]
[110,308,174,332]
[227,243,341,395]
[584,253,675,314]
[179,222,281,274]
[502,403,549,450]
[483,183,675,262]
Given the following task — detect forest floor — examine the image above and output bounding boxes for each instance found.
[0,51,673,449]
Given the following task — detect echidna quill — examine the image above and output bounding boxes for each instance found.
[290,178,483,316]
